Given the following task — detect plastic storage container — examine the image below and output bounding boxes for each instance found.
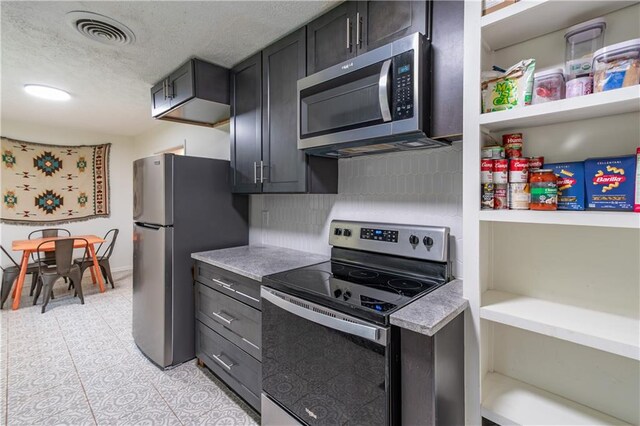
[532,68,565,104]
[593,38,640,93]
[565,18,606,79]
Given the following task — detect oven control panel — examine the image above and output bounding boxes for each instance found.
[329,220,449,263]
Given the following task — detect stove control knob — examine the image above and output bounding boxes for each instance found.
[409,235,419,246]
[423,236,434,247]
[343,229,352,237]
[334,228,343,236]
[334,289,342,298]
[343,291,352,301]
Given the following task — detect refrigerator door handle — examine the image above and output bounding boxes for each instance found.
[135,222,162,230]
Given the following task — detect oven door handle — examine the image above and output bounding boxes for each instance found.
[261,287,386,344]
[378,59,392,122]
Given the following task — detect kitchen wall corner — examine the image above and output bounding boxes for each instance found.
[249,142,464,278]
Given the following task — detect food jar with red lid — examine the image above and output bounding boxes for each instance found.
[530,169,558,210]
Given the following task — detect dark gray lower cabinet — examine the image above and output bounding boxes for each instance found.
[194,261,261,413]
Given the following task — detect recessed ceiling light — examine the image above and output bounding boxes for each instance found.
[24,84,71,101]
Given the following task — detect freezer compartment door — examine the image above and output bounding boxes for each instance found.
[133,223,173,367]
[133,154,173,225]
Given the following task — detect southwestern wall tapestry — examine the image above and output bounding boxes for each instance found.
[1,137,110,224]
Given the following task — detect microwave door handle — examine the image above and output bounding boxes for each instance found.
[378,59,392,122]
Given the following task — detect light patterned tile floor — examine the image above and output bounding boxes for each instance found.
[0,271,260,426]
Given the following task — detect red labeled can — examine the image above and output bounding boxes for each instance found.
[493,159,508,184]
[481,159,494,183]
[503,133,523,158]
[528,156,544,170]
[509,158,529,183]
[494,184,508,210]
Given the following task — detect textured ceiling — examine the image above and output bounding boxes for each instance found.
[1,1,337,136]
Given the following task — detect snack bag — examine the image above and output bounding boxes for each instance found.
[547,162,585,210]
[585,155,637,211]
[481,59,536,113]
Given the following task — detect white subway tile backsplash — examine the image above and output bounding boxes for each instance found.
[249,142,463,278]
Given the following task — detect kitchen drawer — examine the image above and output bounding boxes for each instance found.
[196,321,261,412]
[195,282,261,360]
[194,261,261,309]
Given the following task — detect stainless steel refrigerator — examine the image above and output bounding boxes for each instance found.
[132,154,248,368]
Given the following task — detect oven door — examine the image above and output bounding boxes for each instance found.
[261,287,398,426]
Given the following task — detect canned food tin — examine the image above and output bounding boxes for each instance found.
[509,183,530,210]
[494,184,508,210]
[482,145,505,159]
[503,133,523,158]
[481,183,494,210]
[493,159,508,184]
[528,156,544,170]
[481,159,494,183]
[509,158,530,183]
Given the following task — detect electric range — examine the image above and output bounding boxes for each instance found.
[261,220,452,426]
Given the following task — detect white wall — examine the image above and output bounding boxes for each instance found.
[249,142,464,278]
[0,119,135,271]
[133,120,230,161]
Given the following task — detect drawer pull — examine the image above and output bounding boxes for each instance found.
[212,353,235,371]
[242,337,260,350]
[211,278,234,290]
[235,290,259,303]
[212,311,235,325]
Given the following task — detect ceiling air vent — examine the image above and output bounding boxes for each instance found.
[66,11,135,46]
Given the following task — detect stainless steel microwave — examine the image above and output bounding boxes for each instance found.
[297,32,448,158]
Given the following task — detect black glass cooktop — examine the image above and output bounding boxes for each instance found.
[264,261,446,324]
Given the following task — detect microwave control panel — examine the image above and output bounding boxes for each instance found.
[392,50,414,121]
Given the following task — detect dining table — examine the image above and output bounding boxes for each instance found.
[10,234,106,310]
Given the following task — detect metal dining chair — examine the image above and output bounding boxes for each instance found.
[28,228,71,295]
[0,245,41,309]
[73,229,119,289]
[32,238,90,313]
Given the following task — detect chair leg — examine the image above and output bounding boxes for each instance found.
[29,273,38,296]
[32,277,43,306]
[70,271,84,304]
[40,276,56,313]
[89,267,96,285]
[101,263,115,289]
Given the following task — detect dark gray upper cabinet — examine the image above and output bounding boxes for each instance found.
[151,59,230,127]
[306,1,429,74]
[306,2,357,75]
[357,1,429,53]
[230,53,262,194]
[230,30,338,194]
[262,28,307,193]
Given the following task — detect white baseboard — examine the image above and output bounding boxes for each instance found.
[111,266,133,273]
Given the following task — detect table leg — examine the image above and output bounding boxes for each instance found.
[12,251,31,310]
[88,245,105,292]
[89,266,97,285]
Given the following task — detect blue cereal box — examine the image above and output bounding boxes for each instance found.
[585,155,637,211]
[547,162,585,210]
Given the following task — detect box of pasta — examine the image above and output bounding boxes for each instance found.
[547,162,585,210]
[585,155,637,211]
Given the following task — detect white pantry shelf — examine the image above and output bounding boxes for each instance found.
[481,290,640,361]
[479,85,640,131]
[478,210,640,229]
[482,372,631,425]
[481,0,637,50]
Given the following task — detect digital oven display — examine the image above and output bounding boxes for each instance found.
[398,64,411,74]
[360,228,399,243]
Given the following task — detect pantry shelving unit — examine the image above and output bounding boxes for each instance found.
[463,1,640,424]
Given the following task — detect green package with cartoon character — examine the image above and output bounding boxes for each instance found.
[482,59,536,113]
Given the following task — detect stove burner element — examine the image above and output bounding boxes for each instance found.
[388,278,423,291]
[348,270,379,279]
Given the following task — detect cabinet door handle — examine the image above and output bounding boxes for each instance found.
[356,12,362,48]
[346,17,351,50]
[167,81,174,99]
[211,277,234,290]
[162,79,167,99]
[212,354,235,371]
[253,161,257,184]
[212,311,235,325]
[259,160,265,183]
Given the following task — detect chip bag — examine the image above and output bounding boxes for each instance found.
[482,59,536,113]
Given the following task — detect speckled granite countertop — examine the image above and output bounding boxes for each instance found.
[191,245,329,282]
[390,279,467,336]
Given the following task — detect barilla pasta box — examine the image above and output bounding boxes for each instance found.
[635,148,640,213]
[585,155,637,211]
[547,162,585,210]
